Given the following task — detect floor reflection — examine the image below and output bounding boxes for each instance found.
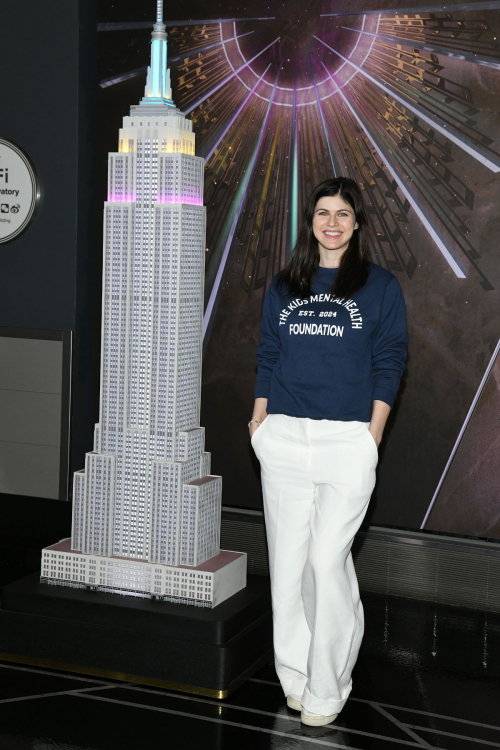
[0,587,499,749]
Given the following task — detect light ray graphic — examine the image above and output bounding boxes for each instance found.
[99,32,255,89]
[321,62,469,279]
[286,81,299,259]
[185,37,280,114]
[343,83,493,288]
[321,1,500,16]
[226,15,377,105]
[340,26,500,70]
[170,31,254,62]
[421,336,500,528]
[203,65,283,343]
[369,14,500,64]
[100,67,147,88]
[239,113,283,294]
[309,58,337,176]
[315,35,500,172]
[97,18,275,31]
[203,64,272,163]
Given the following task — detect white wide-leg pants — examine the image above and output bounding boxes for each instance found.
[252,414,378,716]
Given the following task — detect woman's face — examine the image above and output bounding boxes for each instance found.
[312,194,359,266]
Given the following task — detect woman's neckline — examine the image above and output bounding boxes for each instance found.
[316,265,339,273]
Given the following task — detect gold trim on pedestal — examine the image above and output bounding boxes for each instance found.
[0,650,273,700]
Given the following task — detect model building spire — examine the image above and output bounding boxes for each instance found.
[40,1,246,608]
[142,0,172,104]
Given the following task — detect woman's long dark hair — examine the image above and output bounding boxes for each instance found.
[278,177,370,299]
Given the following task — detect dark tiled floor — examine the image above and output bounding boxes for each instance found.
[1,570,499,749]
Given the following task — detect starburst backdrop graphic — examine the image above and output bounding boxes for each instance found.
[98,0,500,537]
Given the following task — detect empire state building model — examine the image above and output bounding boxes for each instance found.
[41,2,247,607]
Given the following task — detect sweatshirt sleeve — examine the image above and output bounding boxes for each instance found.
[371,276,408,408]
[255,281,281,399]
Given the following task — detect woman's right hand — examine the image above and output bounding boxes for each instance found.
[249,419,265,439]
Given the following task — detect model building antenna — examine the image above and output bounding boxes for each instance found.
[143,0,172,102]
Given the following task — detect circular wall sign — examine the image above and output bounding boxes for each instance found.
[0,138,40,243]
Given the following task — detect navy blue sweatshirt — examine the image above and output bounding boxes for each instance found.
[255,264,408,421]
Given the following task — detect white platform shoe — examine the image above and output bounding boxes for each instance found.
[300,709,338,727]
[286,695,302,711]
[287,695,338,725]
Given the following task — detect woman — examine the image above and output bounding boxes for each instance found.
[249,177,408,727]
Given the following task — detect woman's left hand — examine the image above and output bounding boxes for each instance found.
[368,426,383,448]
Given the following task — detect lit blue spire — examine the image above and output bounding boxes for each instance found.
[141,0,173,105]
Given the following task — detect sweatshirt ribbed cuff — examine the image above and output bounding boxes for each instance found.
[255,388,270,400]
[372,386,396,409]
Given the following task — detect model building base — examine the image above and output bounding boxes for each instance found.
[0,571,272,698]
[41,539,246,609]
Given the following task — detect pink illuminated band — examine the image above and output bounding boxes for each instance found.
[107,194,136,203]
[107,194,203,206]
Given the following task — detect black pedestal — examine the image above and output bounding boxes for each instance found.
[0,573,273,698]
